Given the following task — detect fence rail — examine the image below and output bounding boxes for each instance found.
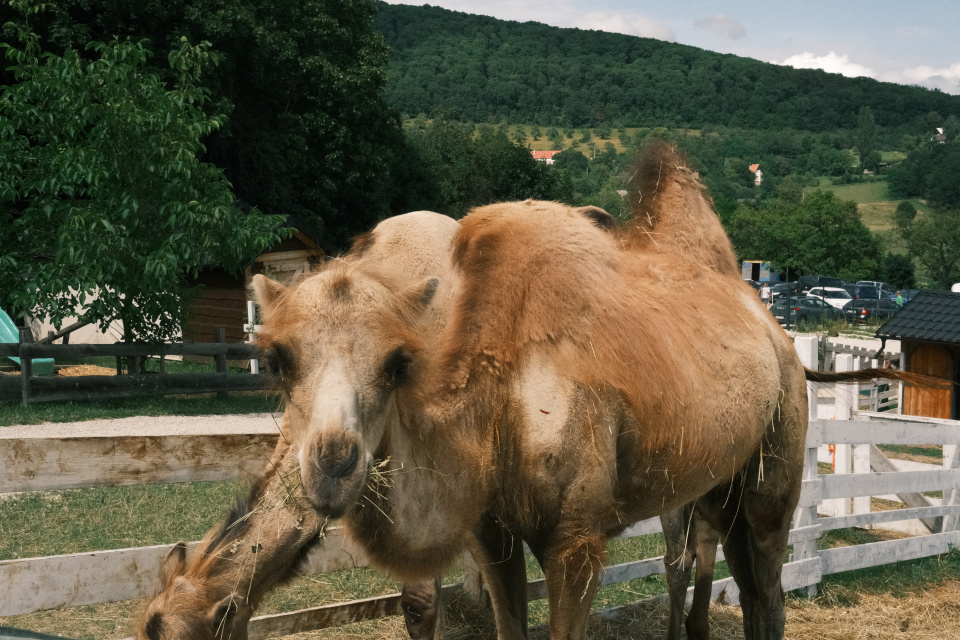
[0,330,265,404]
[2,335,959,638]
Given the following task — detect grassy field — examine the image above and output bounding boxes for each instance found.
[804,178,934,260]
[2,478,959,639]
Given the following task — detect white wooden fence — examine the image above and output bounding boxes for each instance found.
[1,336,958,638]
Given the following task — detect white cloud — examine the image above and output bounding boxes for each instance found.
[775,51,876,79]
[574,11,675,41]
[694,14,746,40]
[887,62,960,94]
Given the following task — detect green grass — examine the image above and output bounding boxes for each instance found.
[813,180,890,205]
[0,391,283,426]
[877,444,943,461]
[0,481,245,560]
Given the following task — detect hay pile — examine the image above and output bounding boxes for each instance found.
[57,364,116,376]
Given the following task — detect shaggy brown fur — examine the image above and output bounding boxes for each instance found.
[133,427,326,640]
[249,147,941,640]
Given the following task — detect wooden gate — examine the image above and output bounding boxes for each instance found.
[904,344,953,419]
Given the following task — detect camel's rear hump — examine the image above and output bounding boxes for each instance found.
[623,141,739,277]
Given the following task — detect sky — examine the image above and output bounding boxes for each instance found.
[383,1,960,95]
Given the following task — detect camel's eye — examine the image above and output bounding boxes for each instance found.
[262,343,294,382]
[383,348,412,387]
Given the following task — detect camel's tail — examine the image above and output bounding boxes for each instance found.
[805,367,952,389]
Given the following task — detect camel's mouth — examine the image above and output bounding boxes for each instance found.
[300,450,367,519]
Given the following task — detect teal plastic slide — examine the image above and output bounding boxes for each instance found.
[0,307,55,376]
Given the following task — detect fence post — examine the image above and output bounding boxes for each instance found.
[943,445,960,532]
[19,328,33,406]
[247,300,260,375]
[794,334,821,596]
[216,327,227,399]
[896,350,906,415]
[829,354,855,517]
[852,356,872,516]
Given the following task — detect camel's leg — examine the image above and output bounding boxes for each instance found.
[401,578,444,640]
[661,506,695,640]
[540,532,605,640]
[686,508,719,640]
[468,515,529,640]
[718,506,789,640]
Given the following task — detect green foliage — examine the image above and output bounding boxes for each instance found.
[396,117,570,217]
[879,252,916,289]
[887,141,960,207]
[372,2,960,133]
[896,205,960,289]
[726,190,882,281]
[895,200,918,226]
[1,0,403,246]
[0,23,288,341]
[856,106,876,164]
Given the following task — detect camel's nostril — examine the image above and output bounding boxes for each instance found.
[318,438,360,479]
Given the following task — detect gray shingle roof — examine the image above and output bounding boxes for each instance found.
[876,290,960,343]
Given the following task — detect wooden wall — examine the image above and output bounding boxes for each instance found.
[903,340,956,419]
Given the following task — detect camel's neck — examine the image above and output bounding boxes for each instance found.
[343,393,496,581]
[192,451,327,610]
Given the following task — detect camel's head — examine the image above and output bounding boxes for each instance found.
[252,265,438,518]
[135,543,250,640]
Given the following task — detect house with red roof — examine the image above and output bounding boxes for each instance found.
[531,150,562,164]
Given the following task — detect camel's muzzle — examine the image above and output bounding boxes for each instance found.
[300,431,366,518]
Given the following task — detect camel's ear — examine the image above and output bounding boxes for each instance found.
[207,594,240,636]
[251,274,287,316]
[402,277,439,313]
[160,541,187,584]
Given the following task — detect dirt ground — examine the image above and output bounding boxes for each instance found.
[293,582,960,640]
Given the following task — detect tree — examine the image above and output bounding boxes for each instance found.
[894,200,918,227]
[896,206,960,289]
[856,106,876,167]
[2,0,402,246]
[0,23,287,341]
[397,116,568,217]
[726,190,882,282]
[879,253,916,290]
[530,124,542,140]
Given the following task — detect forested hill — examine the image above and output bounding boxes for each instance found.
[372,2,960,132]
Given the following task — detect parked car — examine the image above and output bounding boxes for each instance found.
[840,282,859,298]
[770,282,802,302]
[745,279,762,291]
[770,296,845,327]
[806,286,853,309]
[797,275,843,293]
[854,281,896,301]
[845,298,901,323]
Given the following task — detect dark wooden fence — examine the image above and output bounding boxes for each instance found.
[0,330,265,404]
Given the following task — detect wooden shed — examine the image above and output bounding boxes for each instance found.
[183,224,325,351]
[876,290,960,419]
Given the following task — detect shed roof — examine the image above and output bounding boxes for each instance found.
[749,163,761,173]
[876,290,960,344]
